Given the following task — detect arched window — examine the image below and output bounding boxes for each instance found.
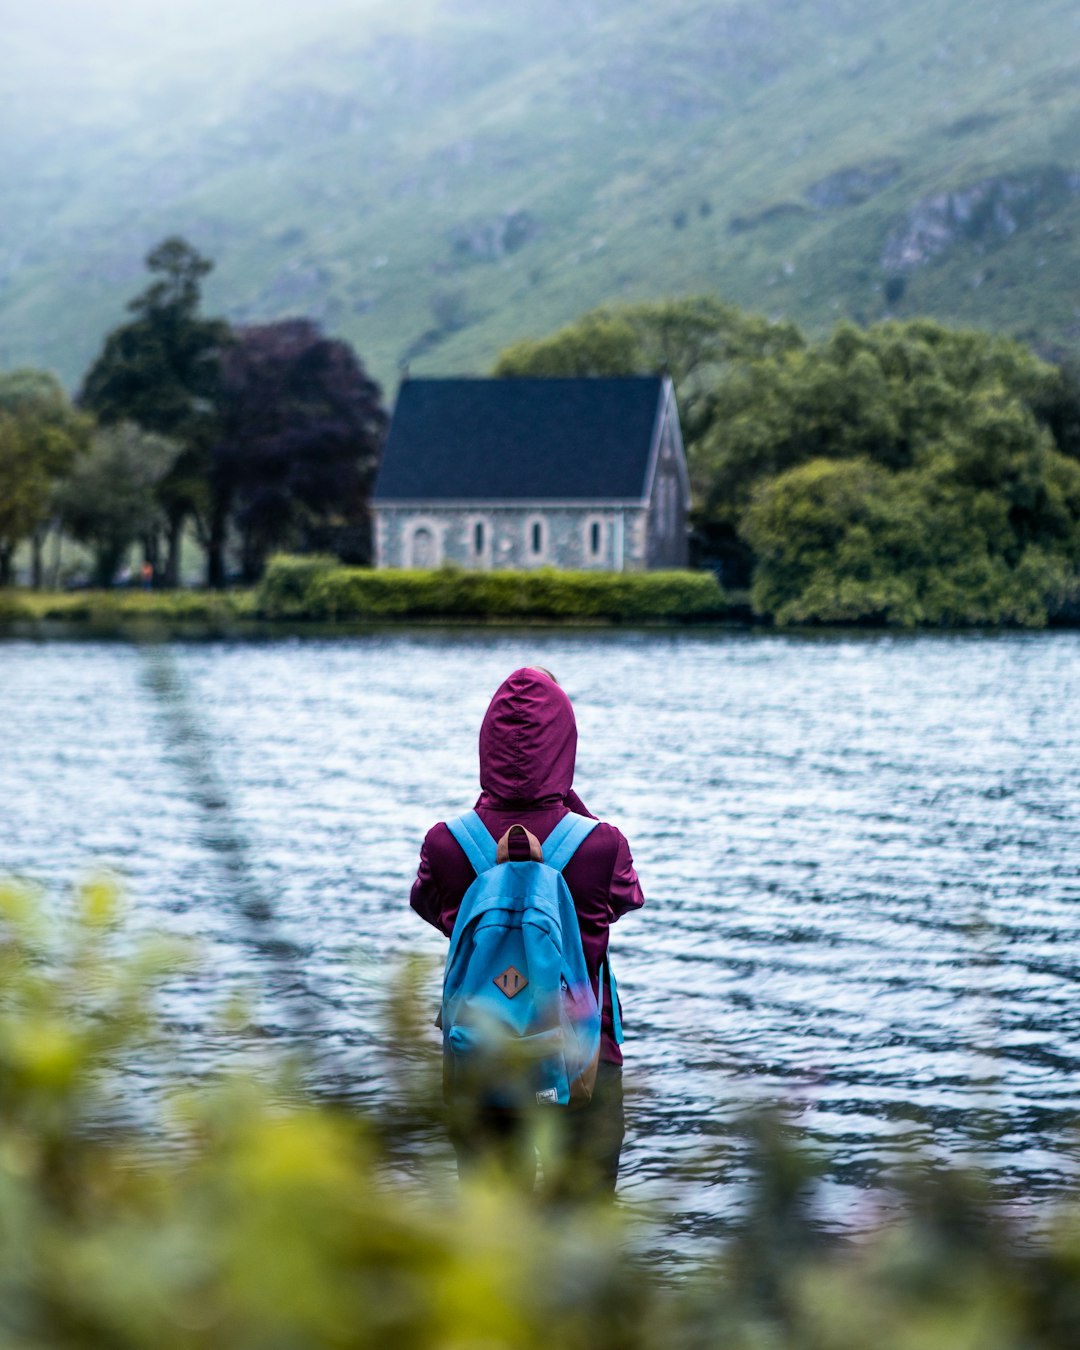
[474,520,485,554]
[409,525,436,568]
[583,515,605,563]
[530,519,544,555]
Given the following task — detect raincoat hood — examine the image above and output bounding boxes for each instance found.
[478,667,577,808]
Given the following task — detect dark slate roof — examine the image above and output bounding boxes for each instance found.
[373,376,665,502]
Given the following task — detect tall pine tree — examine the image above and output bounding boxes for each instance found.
[80,238,228,585]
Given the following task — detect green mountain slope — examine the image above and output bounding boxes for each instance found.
[4,0,1080,393]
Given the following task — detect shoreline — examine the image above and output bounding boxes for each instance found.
[2,591,1079,640]
[10,553,1071,633]
[0,571,748,630]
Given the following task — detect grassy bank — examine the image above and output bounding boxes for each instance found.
[257,556,731,622]
[0,587,258,625]
[0,565,733,629]
[7,565,1079,631]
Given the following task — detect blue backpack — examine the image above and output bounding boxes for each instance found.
[442,810,602,1109]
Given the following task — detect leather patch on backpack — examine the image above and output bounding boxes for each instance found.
[493,966,528,998]
[496,825,543,864]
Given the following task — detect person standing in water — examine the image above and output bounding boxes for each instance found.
[410,665,644,1196]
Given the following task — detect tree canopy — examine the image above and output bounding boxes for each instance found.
[495,303,1080,626]
[72,240,387,587]
[56,423,180,587]
[8,262,1080,626]
[213,320,388,582]
[79,237,226,440]
[494,295,802,458]
[0,370,91,585]
[79,237,229,584]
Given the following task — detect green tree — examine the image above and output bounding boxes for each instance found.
[213,320,388,584]
[742,457,949,626]
[495,310,643,379]
[56,424,180,587]
[0,370,92,587]
[79,237,228,586]
[696,318,1069,584]
[1037,354,1080,463]
[741,397,1080,627]
[494,295,801,386]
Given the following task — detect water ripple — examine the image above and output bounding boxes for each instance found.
[3,628,1080,1239]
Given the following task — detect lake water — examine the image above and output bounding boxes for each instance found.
[3,627,1080,1245]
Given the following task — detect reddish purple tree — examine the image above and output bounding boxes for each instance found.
[210,320,388,586]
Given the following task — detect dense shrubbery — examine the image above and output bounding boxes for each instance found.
[721,323,1080,626]
[0,878,641,1349]
[6,876,1080,1348]
[742,443,1080,628]
[0,566,726,627]
[257,555,728,622]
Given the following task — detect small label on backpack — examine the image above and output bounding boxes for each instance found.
[493,966,528,998]
[535,1088,559,1105]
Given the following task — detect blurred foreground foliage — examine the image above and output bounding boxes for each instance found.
[6,876,1080,1349]
[257,555,729,622]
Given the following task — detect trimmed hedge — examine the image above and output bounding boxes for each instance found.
[257,555,727,621]
[0,565,728,627]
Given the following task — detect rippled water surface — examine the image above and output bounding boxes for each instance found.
[3,629,1080,1240]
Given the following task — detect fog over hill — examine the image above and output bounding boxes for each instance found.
[4,0,1080,392]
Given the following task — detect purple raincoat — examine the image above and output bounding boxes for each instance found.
[410,667,644,1064]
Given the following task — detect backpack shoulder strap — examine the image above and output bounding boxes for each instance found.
[445,810,497,877]
[543,811,600,873]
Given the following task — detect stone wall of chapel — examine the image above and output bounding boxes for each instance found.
[645,419,690,568]
[374,506,650,570]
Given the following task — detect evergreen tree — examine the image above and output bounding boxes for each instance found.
[79,237,228,585]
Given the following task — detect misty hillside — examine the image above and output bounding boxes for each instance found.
[4,0,1080,393]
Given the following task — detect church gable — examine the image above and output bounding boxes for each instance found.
[643,384,692,569]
